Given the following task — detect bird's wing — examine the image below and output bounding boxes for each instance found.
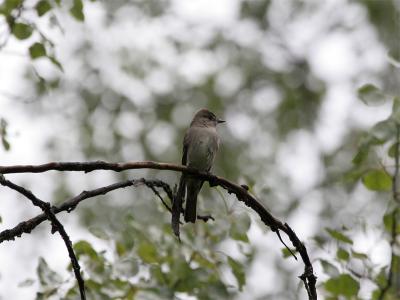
[182,144,188,165]
[206,130,220,172]
[172,128,191,239]
[181,129,191,165]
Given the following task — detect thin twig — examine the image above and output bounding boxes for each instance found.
[0,161,318,299]
[276,229,297,260]
[0,178,168,243]
[0,175,86,300]
[0,177,211,243]
[144,181,172,212]
[284,222,317,300]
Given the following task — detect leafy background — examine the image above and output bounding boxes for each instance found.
[0,0,399,299]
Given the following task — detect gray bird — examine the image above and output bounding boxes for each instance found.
[180,108,225,223]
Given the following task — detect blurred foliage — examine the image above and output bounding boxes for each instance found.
[0,0,73,70]
[359,0,400,95]
[360,0,399,60]
[1,0,399,299]
[50,212,253,299]
[319,94,400,299]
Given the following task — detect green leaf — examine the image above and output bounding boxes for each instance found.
[324,274,360,297]
[0,118,11,151]
[149,264,165,284]
[351,250,368,260]
[357,84,385,106]
[48,56,64,71]
[70,0,84,21]
[388,49,400,67]
[35,0,52,17]
[326,228,353,245]
[383,212,392,233]
[229,213,251,243]
[29,42,46,59]
[370,119,397,143]
[336,248,350,261]
[89,226,109,240]
[313,235,328,248]
[114,258,139,277]
[18,278,35,287]
[170,260,197,292]
[115,241,127,257]
[36,289,58,300]
[371,289,380,300]
[73,240,98,260]
[383,209,400,234]
[227,256,246,291]
[388,142,400,158]
[319,259,339,277]
[37,257,63,287]
[192,252,215,269]
[0,0,23,15]
[375,266,388,287]
[137,241,158,263]
[392,254,400,277]
[352,144,370,166]
[352,133,385,166]
[2,137,10,151]
[0,118,7,133]
[12,23,33,40]
[391,97,400,123]
[362,169,392,191]
[281,247,297,259]
[343,169,365,184]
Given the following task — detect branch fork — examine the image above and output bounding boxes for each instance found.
[0,161,318,300]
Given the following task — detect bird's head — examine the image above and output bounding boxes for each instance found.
[190,108,225,128]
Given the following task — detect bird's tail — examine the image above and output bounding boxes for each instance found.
[184,179,202,223]
[172,174,186,238]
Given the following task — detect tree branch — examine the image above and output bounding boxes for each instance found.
[0,178,170,243]
[0,177,210,243]
[0,175,86,300]
[0,161,317,299]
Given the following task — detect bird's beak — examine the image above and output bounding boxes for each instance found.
[217,119,226,124]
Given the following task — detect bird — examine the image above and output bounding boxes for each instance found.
[179,108,225,223]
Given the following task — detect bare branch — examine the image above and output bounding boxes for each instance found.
[0,161,318,299]
[0,177,209,243]
[0,175,86,300]
[0,161,187,174]
[0,178,169,243]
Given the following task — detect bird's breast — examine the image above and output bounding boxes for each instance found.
[186,128,219,171]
